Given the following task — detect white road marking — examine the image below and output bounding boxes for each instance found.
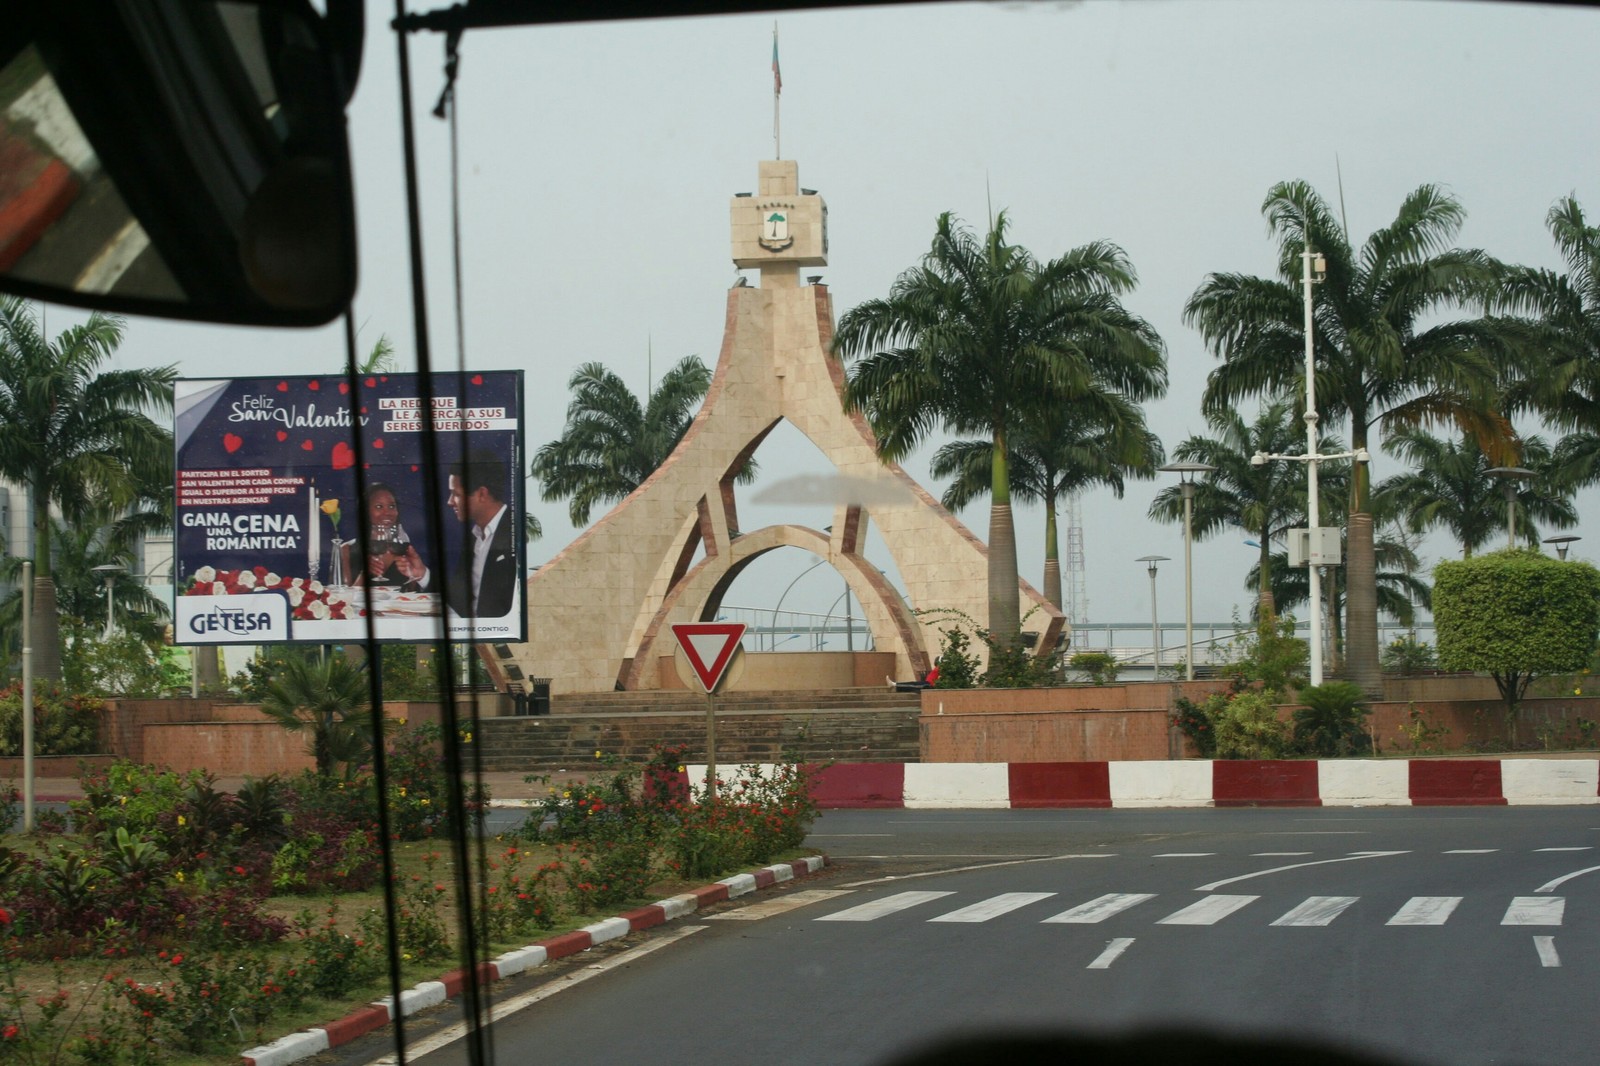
[816,890,954,921]
[1154,852,1215,857]
[1086,938,1136,969]
[1444,849,1497,854]
[359,926,705,1065]
[1252,851,1313,856]
[1042,893,1158,924]
[929,892,1057,923]
[702,889,853,920]
[1386,897,1463,926]
[1536,864,1600,893]
[1196,851,1408,891]
[839,854,1111,888]
[1533,936,1561,968]
[1534,846,1592,852]
[1502,897,1566,926]
[1271,896,1360,927]
[1157,895,1259,925]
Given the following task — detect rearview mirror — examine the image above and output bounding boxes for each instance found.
[0,0,356,325]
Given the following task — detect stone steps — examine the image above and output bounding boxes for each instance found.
[477,698,921,773]
[546,685,921,716]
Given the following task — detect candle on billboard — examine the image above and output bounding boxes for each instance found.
[308,483,319,575]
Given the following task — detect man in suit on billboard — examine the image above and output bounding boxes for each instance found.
[444,449,516,618]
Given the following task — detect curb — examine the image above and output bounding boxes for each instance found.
[686,758,1600,809]
[238,855,827,1066]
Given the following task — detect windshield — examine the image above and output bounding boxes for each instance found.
[3,3,1598,1066]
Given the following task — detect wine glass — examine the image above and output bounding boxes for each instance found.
[369,524,403,586]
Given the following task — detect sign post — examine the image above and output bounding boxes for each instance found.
[671,622,746,798]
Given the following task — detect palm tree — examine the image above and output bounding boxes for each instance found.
[1375,429,1577,557]
[532,356,747,525]
[1492,197,1600,487]
[0,298,176,680]
[930,391,1164,609]
[1148,400,1339,618]
[1187,182,1507,694]
[258,652,372,778]
[834,211,1166,643]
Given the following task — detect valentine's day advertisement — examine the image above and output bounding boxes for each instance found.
[172,371,525,645]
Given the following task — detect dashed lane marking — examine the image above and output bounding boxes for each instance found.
[1386,897,1463,926]
[816,890,953,922]
[1086,938,1136,969]
[1042,893,1157,924]
[929,892,1057,923]
[1156,895,1260,926]
[1445,849,1497,854]
[702,889,854,920]
[1502,897,1567,926]
[1271,896,1360,927]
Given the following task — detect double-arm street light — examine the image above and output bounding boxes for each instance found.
[1486,466,1535,550]
[1160,462,1216,681]
[1135,555,1169,674]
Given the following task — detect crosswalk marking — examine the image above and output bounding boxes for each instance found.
[1386,897,1463,926]
[815,890,953,922]
[1270,896,1359,927]
[1086,938,1136,969]
[1042,893,1157,924]
[1157,895,1259,925]
[1533,936,1561,967]
[929,892,1056,923]
[1502,897,1566,926]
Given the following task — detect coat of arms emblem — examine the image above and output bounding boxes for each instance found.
[759,209,793,251]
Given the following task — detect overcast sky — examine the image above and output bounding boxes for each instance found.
[96,0,1600,642]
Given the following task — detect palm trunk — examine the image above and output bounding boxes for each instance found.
[1256,526,1276,620]
[987,428,1020,646]
[1042,487,1062,610]
[31,497,60,681]
[195,646,222,692]
[1324,567,1343,672]
[1345,512,1381,696]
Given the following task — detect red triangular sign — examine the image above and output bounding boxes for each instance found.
[671,622,747,693]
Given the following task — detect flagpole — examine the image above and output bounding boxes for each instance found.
[772,23,781,159]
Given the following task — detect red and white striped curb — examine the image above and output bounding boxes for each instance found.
[686,758,1600,809]
[239,855,827,1066]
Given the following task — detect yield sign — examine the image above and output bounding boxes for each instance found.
[671,622,747,693]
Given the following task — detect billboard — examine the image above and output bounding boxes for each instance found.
[173,372,526,645]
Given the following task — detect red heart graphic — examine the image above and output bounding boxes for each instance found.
[301,439,314,451]
[308,380,320,391]
[470,374,483,385]
[223,433,243,453]
[411,465,419,472]
[364,377,376,388]
[372,438,384,449]
[277,381,289,392]
[380,376,388,382]
[360,406,368,414]
[276,431,288,442]
[331,441,355,470]
[338,382,349,394]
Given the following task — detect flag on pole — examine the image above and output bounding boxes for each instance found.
[772,27,782,96]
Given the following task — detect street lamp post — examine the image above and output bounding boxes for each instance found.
[91,564,126,640]
[1544,534,1581,560]
[1136,555,1168,675]
[1161,462,1216,681]
[1486,466,1535,550]
[771,557,827,650]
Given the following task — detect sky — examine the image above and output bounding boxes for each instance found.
[81,0,1600,643]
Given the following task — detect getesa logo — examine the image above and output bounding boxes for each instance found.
[176,593,289,644]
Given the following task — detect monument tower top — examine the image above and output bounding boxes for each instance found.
[730,160,827,288]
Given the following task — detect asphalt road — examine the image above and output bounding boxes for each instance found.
[353,806,1600,1066]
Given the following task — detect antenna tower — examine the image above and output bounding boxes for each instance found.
[1063,492,1088,624]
